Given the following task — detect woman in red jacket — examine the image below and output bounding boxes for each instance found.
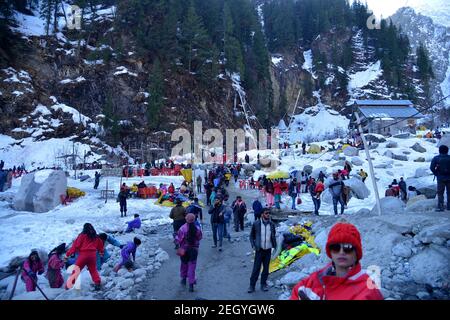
[290,222,383,300]
[65,223,104,290]
[274,180,283,209]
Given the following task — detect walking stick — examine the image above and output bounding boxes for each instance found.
[9,265,23,300]
[30,275,49,300]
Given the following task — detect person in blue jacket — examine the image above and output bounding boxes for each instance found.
[97,233,123,270]
[252,198,263,220]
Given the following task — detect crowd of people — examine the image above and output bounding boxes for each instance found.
[0,161,26,192]
[19,222,142,293]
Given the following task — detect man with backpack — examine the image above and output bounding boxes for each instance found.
[309,178,324,215]
[329,173,345,215]
[430,145,450,211]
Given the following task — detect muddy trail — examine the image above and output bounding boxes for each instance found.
[135,182,282,300]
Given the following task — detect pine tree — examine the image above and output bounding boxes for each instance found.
[223,2,244,75]
[417,43,434,82]
[40,0,57,36]
[147,59,165,130]
[179,1,211,74]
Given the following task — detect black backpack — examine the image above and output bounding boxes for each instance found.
[436,156,450,175]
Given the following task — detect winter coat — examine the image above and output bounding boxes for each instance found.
[232,200,247,215]
[265,181,274,194]
[399,181,407,192]
[175,222,203,250]
[168,185,175,194]
[118,190,127,204]
[208,204,225,224]
[274,183,282,195]
[66,234,104,257]
[46,254,65,288]
[252,200,263,217]
[127,217,141,230]
[22,259,44,280]
[288,182,299,196]
[430,154,450,181]
[186,204,203,221]
[121,242,137,264]
[250,219,277,251]
[224,205,233,223]
[170,205,186,221]
[290,263,384,300]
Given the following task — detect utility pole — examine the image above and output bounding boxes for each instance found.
[355,112,381,216]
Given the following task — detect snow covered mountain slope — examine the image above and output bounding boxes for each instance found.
[391,7,450,108]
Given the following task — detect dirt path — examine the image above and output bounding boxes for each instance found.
[140,182,281,300]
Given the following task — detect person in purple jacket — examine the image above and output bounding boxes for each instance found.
[21,250,45,292]
[113,237,141,272]
[125,214,141,233]
[175,213,203,292]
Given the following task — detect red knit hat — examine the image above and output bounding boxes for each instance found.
[325,222,363,261]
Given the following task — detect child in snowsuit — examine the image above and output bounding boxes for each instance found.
[46,243,66,288]
[125,214,142,233]
[114,237,141,272]
[64,223,104,290]
[21,250,45,292]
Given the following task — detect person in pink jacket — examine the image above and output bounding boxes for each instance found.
[46,243,66,288]
[21,250,45,292]
[175,213,203,292]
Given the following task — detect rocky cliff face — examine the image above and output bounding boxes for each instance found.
[0,6,249,160]
[390,7,450,108]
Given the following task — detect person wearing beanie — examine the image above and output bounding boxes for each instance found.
[175,213,203,292]
[290,222,383,300]
[430,144,450,211]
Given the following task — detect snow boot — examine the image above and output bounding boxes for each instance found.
[181,278,186,286]
[94,284,101,291]
[247,286,255,293]
[261,284,269,292]
[189,284,194,292]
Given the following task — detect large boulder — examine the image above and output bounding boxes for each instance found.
[393,133,411,139]
[365,134,386,143]
[411,143,426,153]
[414,168,430,178]
[392,154,408,161]
[437,134,450,148]
[343,177,370,199]
[371,197,405,215]
[368,142,379,150]
[406,198,436,213]
[308,144,321,154]
[416,223,450,243]
[303,165,313,175]
[409,246,450,287]
[351,156,363,166]
[383,150,393,158]
[406,194,427,207]
[343,146,359,157]
[417,186,437,199]
[33,170,67,213]
[13,173,42,212]
[280,272,308,286]
[386,141,398,148]
[414,157,426,162]
[391,240,413,258]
